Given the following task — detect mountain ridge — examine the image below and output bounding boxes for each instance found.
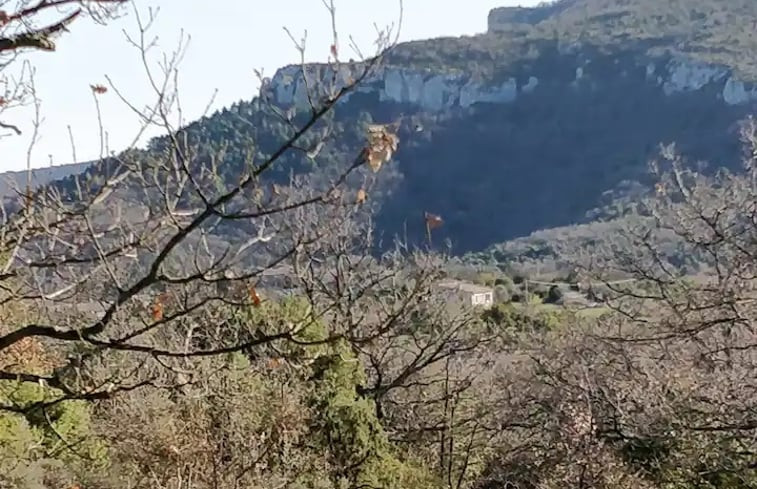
[6,0,757,255]
[0,161,90,200]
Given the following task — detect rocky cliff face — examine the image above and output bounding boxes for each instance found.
[488,3,574,30]
[265,64,519,112]
[264,51,757,114]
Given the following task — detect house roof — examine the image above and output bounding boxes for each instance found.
[436,279,493,295]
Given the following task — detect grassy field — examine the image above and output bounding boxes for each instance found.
[510,301,612,319]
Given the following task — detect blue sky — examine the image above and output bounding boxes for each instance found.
[1,0,540,171]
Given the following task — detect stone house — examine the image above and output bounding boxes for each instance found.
[436,279,495,308]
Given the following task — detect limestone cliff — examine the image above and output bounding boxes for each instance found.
[264,53,757,113]
[265,64,518,112]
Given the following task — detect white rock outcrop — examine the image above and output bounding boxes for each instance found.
[522,76,539,93]
[269,64,357,109]
[265,55,757,112]
[268,65,524,111]
[661,59,728,95]
[645,62,656,79]
[722,77,757,105]
[657,58,757,105]
[379,68,519,110]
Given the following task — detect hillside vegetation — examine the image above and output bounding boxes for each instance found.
[397,0,757,80]
[12,0,757,254]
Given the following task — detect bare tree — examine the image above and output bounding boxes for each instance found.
[424,121,757,488]
[0,0,409,416]
[476,119,757,489]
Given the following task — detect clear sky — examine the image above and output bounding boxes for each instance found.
[1,0,540,172]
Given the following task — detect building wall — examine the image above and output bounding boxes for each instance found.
[470,292,494,307]
[435,280,495,308]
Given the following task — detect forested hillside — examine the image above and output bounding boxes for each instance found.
[19,0,757,254]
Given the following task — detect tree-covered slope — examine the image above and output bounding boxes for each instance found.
[402,0,757,80]
[28,0,757,254]
[0,162,90,200]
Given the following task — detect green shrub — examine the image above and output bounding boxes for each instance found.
[545,285,565,304]
[308,338,440,489]
[0,380,108,488]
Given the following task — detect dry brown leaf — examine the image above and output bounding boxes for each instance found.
[0,336,56,373]
[367,151,383,173]
[90,84,108,94]
[249,286,261,307]
[365,124,400,173]
[356,188,367,204]
[151,297,164,322]
[424,212,444,230]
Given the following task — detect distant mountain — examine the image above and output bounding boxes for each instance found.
[26,0,757,254]
[0,162,90,200]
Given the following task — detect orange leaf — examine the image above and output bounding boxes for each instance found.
[151,294,165,321]
[364,124,399,173]
[249,287,261,307]
[424,212,444,230]
[151,303,163,321]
